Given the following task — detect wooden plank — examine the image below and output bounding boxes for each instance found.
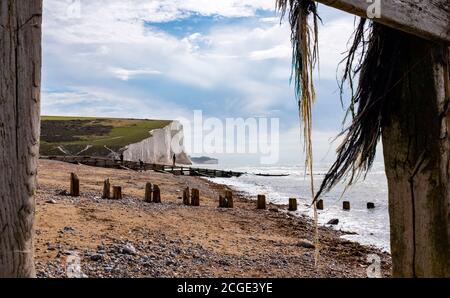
[315,0,450,43]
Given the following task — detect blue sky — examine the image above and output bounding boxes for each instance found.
[42,0,365,165]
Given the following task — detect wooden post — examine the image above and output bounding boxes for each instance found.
[144,183,152,203]
[191,189,200,206]
[219,191,233,208]
[381,31,450,276]
[102,179,110,199]
[288,198,298,211]
[153,185,161,203]
[316,199,324,210]
[0,0,42,277]
[343,201,350,211]
[112,186,122,200]
[257,195,266,210]
[219,195,226,208]
[225,190,233,208]
[183,187,190,205]
[70,173,80,197]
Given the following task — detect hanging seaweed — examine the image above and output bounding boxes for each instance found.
[276,0,321,266]
[276,0,319,172]
[315,22,410,200]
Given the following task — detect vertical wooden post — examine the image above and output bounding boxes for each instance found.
[153,185,161,203]
[70,173,80,197]
[191,189,200,206]
[144,182,152,203]
[219,195,226,208]
[112,186,122,200]
[288,198,297,211]
[381,31,450,276]
[225,190,233,208]
[257,195,266,210]
[0,0,42,277]
[343,201,350,211]
[183,187,190,205]
[102,179,110,199]
[316,199,324,210]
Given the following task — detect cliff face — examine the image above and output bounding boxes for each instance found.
[123,121,192,165]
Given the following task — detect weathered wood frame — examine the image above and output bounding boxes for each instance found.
[0,0,449,277]
[315,0,450,43]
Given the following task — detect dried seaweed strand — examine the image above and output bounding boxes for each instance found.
[276,0,321,267]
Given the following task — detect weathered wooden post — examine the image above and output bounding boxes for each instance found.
[0,0,42,277]
[225,190,233,208]
[343,201,350,211]
[219,191,234,208]
[288,198,298,211]
[257,195,266,210]
[316,199,324,210]
[70,173,80,197]
[191,189,200,206]
[102,178,110,199]
[153,185,161,203]
[381,34,450,276]
[144,182,152,203]
[219,195,226,208]
[112,186,122,200]
[183,187,190,205]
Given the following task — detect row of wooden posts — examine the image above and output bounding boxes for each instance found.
[70,173,373,211]
[69,173,298,210]
[316,199,375,210]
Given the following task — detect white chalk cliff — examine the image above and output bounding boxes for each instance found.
[123,121,192,165]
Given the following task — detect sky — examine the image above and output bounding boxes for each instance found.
[42,0,371,166]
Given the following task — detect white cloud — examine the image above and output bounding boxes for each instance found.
[46,0,275,25]
[109,67,162,81]
[42,87,190,120]
[249,44,291,60]
[317,17,356,80]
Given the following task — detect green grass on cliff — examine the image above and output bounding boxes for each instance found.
[40,116,171,156]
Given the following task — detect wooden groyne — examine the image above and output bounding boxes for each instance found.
[40,155,244,178]
[162,165,242,178]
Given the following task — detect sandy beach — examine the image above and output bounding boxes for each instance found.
[34,159,391,278]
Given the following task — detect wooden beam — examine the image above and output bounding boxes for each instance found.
[315,0,450,43]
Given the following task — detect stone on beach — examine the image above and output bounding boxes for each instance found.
[327,219,339,225]
[121,243,137,255]
[297,239,315,249]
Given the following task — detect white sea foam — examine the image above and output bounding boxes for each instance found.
[204,162,390,252]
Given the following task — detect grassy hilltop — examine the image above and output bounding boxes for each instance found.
[40,116,171,156]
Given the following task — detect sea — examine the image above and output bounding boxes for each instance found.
[202,162,390,252]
